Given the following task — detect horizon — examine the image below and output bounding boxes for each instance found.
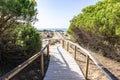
[36,27,68,29]
[37,27,68,31]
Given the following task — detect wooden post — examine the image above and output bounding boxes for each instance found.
[85,55,89,79]
[67,42,69,51]
[74,46,76,59]
[47,44,49,58]
[41,53,44,76]
[62,40,64,48]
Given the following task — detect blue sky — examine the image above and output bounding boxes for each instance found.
[34,0,100,29]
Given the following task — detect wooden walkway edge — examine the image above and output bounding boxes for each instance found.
[44,44,85,80]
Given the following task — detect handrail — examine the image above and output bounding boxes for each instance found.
[0,40,50,80]
[62,39,118,80]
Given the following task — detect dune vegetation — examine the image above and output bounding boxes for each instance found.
[68,0,120,62]
[0,0,42,63]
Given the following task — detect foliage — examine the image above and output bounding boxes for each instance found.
[14,23,42,54]
[1,23,42,63]
[68,0,120,61]
[0,0,37,38]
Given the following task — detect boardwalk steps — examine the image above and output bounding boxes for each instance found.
[44,44,85,80]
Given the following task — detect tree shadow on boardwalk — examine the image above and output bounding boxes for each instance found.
[44,45,85,80]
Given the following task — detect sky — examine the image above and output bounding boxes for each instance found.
[34,0,100,29]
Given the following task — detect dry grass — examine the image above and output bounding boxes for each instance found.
[63,42,119,80]
[42,31,120,80]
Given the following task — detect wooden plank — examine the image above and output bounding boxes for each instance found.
[74,45,76,60]
[47,44,49,58]
[67,42,69,51]
[41,53,44,76]
[63,40,118,80]
[85,56,89,79]
[62,40,64,48]
[0,41,50,80]
[44,45,85,80]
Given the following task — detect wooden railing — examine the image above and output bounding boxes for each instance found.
[62,40,118,80]
[0,40,50,80]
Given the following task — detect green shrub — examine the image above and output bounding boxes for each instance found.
[1,23,42,63]
[68,0,120,61]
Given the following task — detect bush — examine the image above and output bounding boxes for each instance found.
[1,23,42,63]
[68,0,120,61]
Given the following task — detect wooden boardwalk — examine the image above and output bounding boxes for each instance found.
[44,44,85,80]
